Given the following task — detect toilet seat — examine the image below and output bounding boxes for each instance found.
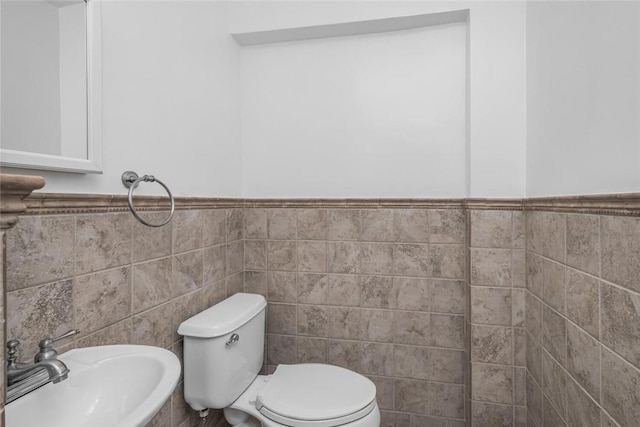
[254,364,377,427]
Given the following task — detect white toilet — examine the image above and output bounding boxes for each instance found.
[178,293,380,427]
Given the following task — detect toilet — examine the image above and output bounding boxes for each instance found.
[177,293,380,427]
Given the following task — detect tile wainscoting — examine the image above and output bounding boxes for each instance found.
[1,187,639,427]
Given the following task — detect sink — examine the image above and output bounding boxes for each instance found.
[6,345,181,427]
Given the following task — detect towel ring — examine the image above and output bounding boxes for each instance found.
[121,171,175,227]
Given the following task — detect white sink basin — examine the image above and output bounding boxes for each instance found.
[6,345,181,427]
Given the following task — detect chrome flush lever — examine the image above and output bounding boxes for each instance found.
[226,334,240,346]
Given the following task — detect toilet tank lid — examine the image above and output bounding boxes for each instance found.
[177,293,267,338]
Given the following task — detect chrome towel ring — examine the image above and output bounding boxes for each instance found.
[121,171,175,227]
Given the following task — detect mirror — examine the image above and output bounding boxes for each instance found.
[0,0,102,173]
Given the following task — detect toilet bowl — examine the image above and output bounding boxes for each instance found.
[177,293,380,427]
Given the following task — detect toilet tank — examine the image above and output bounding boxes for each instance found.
[177,293,267,411]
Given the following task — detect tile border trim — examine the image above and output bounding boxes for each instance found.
[16,192,640,216]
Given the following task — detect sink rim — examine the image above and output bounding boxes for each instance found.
[6,344,181,427]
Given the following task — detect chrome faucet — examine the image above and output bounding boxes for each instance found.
[6,329,79,403]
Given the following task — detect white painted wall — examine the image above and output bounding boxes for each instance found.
[4,1,242,197]
[1,1,62,155]
[240,22,467,198]
[230,1,527,198]
[59,2,87,159]
[526,1,640,196]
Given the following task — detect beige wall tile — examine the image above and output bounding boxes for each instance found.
[226,240,244,275]
[7,280,74,360]
[394,379,430,414]
[601,282,640,369]
[566,269,600,338]
[75,267,131,335]
[172,210,202,254]
[226,271,244,296]
[359,243,394,275]
[430,279,465,314]
[328,339,362,371]
[171,290,203,341]
[527,372,543,427]
[7,215,75,290]
[394,311,430,346]
[393,210,428,243]
[172,251,203,297]
[540,259,566,315]
[360,209,394,242]
[512,288,525,328]
[203,209,227,245]
[203,244,225,284]
[526,252,544,298]
[361,309,394,342]
[602,347,640,427]
[471,363,513,404]
[244,240,266,270]
[297,305,328,337]
[77,319,131,348]
[470,287,512,326]
[361,275,395,309]
[429,244,465,279]
[297,337,327,363]
[298,273,327,304]
[267,303,297,335]
[514,367,526,406]
[542,350,567,418]
[203,280,226,308]
[429,382,464,418]
[133,212,171,263]
[566,214,600,276]
[328,241,360,274]
[267,334,296,365]
[243,208,267,240]
[429,209,465,244]
[266,240,296,271]
[471,325,512,365]
[514,327,526,367]
[226,208,244,242]
[362,342,394,376]
[429,348,465,384]
[526,332,543,384]
[394,344,430,380]
[367,375,394,411]
[601,216,640,294]
[470,248,512,287]
[470,210,513,248]
[328,306,363,340]
[328,210,360,241]
[543,397,566,427]
[394,277,430,311]
[566,378,600,427]
[542,305,567,366]
[327,274,360,306]
[512,249,526,288]
[526,292,543,341]
[430,314,464,349]
[267,209,296,240]
[512,211,525,249]
[267,271,296,303]
[132,303,173,347]
[567,322,600,402]
[471,401,513,427]
[244,271,266,297]
[298,241,327,272]
[77,213,132,275]
[297,209,327,240]
[133,257,172,313]
[526,211,566,263]
[393,244,429,277]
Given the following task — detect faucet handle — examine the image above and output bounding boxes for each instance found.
[7,340,19,365]
[35,329,80,362]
